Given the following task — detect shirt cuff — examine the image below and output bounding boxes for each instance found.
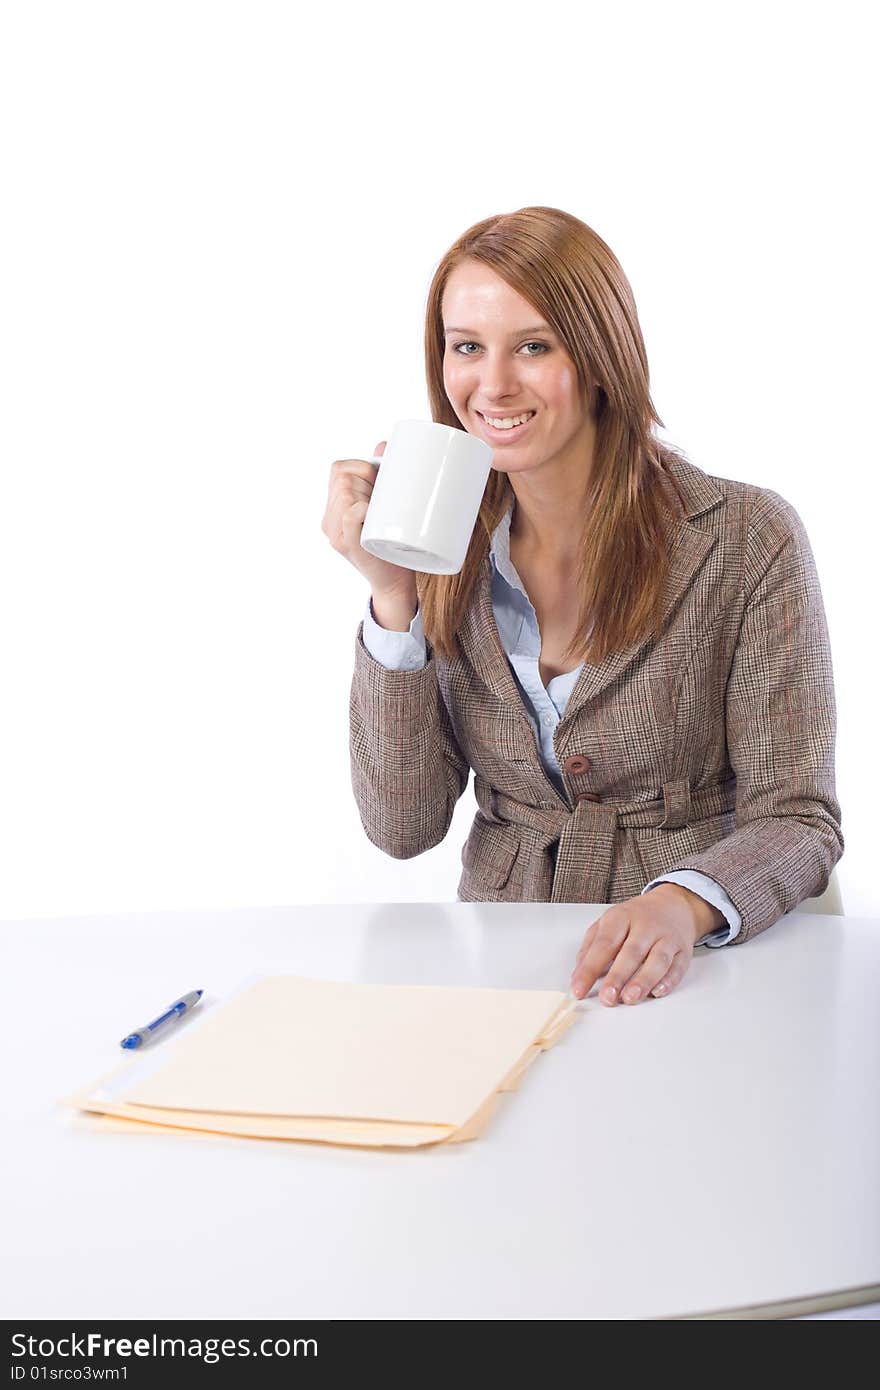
[642,870,742,947]
[361,598,427,671]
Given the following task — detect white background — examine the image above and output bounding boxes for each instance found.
[1,0,876,921]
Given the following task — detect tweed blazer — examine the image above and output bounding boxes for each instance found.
[349,454,843,944]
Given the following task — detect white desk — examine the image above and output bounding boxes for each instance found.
[1,903,878,1320]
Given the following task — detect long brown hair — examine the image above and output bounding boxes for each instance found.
[418,206,689,665]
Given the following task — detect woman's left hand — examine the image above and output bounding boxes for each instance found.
[569,883,724,1004]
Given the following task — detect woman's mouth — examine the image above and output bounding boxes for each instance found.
[476,409,537,442]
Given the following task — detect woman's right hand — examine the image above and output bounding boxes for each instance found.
[321,441,419,618]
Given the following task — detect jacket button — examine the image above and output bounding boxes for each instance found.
[563,754,592,774]
[575,791,600,804]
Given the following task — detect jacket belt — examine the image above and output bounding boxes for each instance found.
[483,777,737,904]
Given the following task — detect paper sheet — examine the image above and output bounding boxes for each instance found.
[66,977,576,1147]
[117,976,567,1125]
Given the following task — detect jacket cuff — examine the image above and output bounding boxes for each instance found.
[354,622,439,736]
[362,598,427,670]
[642,870,742,946]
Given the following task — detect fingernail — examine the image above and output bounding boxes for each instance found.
[624,985,641,1003]
[652,983,668,997]
[603,985,617,1001]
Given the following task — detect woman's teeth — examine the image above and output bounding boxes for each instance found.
[481,411,536,430]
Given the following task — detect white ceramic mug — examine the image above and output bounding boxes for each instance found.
[359,419,494,574]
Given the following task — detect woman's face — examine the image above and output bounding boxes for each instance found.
[441,258,594,478]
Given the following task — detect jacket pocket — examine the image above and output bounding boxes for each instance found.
[461,813,521,891]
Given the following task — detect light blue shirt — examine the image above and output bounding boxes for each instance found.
[361,505,741,948]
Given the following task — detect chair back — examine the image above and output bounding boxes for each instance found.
[796,867,844,915]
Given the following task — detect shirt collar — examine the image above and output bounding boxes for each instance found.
[489,503,530,599]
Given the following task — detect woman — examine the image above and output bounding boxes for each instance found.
[322,206,843,1007]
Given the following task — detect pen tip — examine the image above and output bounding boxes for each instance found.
[196,989,203,997]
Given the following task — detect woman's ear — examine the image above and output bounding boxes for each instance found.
[584,379,601,419]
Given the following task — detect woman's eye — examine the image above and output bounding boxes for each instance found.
[450,341,548,356]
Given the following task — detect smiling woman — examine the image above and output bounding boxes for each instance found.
[421,215,688,669]
[326,205,843,1010]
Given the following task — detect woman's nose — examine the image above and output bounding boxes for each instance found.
[476,356,523,395]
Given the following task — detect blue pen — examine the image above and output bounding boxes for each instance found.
[120,990,203,1049]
